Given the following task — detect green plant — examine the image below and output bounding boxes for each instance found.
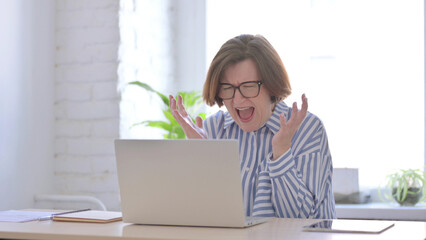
[379,168,426,206]
[129,81,206,139]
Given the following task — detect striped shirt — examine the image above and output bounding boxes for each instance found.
[203,101,336,219]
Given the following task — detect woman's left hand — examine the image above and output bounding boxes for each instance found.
[271,94,308,160]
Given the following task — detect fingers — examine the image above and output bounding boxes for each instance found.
[169,95,180,117]
[292,101,298,118]
[169,95,177,114]
[169,95,186,124]
[170,95,187,117]
[195,116,203,129]
[279,113,287,126]
[287,94,308,125]
[301,93,308,114]
[177,95,188,116]
[274,94,309,158]
[170,94,194,125]
[169,95,206,139]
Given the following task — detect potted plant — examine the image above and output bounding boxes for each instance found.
[380,168,426,206]
[129,81,206,139]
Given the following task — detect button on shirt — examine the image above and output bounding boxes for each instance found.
[203,101,336,219]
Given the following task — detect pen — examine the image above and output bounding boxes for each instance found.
[38,208,91,221]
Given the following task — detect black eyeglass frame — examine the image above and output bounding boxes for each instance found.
[218,81,263,100]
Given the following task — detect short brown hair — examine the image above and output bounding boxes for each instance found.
[203,34,291,107]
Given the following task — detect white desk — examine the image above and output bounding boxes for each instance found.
[0,218,425,240]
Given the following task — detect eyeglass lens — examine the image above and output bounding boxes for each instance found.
[218,81,262,99]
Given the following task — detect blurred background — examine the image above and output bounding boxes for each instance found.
[0,0,424,212]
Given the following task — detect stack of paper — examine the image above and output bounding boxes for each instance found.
[0,210,57,223]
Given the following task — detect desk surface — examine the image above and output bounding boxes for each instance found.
[0,218,425,240]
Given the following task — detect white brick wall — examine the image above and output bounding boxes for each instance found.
[54,0,120,210]
[53,0,205,211]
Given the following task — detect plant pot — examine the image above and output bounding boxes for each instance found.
[392,187,423,206]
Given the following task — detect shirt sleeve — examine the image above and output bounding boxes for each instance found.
[252,114,336,219]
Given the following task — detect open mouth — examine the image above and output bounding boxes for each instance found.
[236,107,254,122]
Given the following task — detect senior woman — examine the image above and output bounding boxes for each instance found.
[169,34,336,219]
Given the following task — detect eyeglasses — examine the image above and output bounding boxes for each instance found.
[218,81,263,100]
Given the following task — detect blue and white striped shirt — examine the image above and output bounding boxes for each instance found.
[203,101,336,219]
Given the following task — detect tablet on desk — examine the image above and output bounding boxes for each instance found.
[303,219,395,234]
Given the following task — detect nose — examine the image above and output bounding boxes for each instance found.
[233,88,246,103]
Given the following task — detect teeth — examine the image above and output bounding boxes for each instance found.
[236,107,251,111]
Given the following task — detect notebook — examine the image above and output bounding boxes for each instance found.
[52,210,122,223]
[114,139,270,228]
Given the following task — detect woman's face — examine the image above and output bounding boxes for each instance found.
[221,59,274,132]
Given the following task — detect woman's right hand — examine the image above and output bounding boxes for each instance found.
[169,95,207,139]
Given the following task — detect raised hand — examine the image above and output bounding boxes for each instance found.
[271,94,308,160]
[169,95,207,139]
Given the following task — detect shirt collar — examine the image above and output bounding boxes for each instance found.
[224,111,235,129]
[265,101,289,134]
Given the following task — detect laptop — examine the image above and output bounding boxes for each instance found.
[114,139,270,228]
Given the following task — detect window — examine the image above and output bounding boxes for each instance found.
[207,0,424,189]
[119,0,206,140]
